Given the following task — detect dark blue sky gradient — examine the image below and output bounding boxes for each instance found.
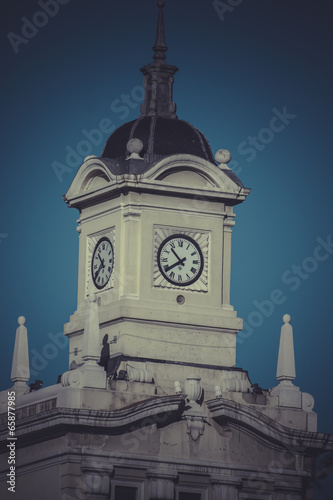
[1,0,332,472]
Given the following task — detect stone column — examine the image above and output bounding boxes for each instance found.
[147,469,178,500]
[211,476,241,500]
[274,481,303,500]
[81,460,113,500]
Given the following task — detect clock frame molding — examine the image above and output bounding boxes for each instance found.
[153,225,209,292]
[85,227,115,296]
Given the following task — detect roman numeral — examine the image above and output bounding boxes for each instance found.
[170,242,175,248]
[108,267,111,272]
[191,251,196,256]
[93,264,97,270]
[193,260,199,264]
[191,267,196,274]
[178,240,183,247]
[170,271,175,279]
[178,275,182,281]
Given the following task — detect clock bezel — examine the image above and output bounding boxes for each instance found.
[91,236,114,290]
[157,233,204,287]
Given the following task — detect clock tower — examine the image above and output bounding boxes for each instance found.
[63,2,250,385]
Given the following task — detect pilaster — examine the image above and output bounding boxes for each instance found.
[221,214,235,310]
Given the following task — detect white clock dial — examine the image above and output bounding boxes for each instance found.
[157,234,203,286]
[91,237,114,290]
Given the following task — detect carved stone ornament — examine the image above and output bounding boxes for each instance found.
[185,374,202,403]
[302,392,315,412]
[185,414,206,441]
[61,369,83,388]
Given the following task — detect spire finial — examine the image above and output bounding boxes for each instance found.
[153,0,167,61]
[140,1,178,118]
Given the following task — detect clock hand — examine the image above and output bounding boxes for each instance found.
[95,262,103,279]
[98,253,105,268]
[165,257,186,272]
[171,247,181,261]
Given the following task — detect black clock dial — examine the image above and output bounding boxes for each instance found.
[157,234,204,286]
[91,237,114,290]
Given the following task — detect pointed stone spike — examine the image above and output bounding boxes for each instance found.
[153,0,167,61]
[82,294,101,362]
[11,316,30,384]
[276,314,296,381]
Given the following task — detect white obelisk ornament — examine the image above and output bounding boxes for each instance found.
[276,314,296,381]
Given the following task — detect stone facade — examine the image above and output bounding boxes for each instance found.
[0,370,331,499]
[0,3,332,499]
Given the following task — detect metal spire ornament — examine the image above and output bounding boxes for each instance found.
[140,1,178,118]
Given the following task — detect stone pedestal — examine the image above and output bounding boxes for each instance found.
[271,380,302,409]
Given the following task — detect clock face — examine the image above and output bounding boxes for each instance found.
[91,237,114,290]
[157,234,204,286]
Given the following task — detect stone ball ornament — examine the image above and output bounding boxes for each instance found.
[18,316,26,326]
[283,314,291,323]
[215,148,232,165]
[126,138,144,155]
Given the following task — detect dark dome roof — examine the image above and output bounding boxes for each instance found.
[101,116,216,164]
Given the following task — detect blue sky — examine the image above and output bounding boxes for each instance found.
[1,0,332,484]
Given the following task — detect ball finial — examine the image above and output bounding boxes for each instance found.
[18,316,26,326]
[215,149,232,165]
[283,314,291,324]
[126,138,144,155]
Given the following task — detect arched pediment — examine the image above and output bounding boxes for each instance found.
[141,154,239,193]
[64,156,115,202]
[158,169,213,187]
[83,172,110,191]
